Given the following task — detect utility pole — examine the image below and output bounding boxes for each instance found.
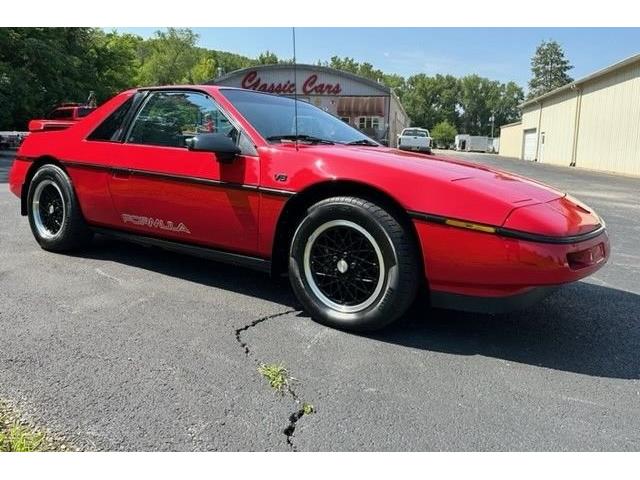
[489,113,495,138]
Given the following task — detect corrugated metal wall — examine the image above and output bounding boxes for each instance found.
[498,122,522,158]
[504,59,640,175]
[575,62,640,176]
[389,93,409,148]
[537,90,577,166]
[522,105,540,130]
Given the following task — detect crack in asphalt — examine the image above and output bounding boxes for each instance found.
[234,310,296,357]
[233,309,312,451]
[279,381,309,451]
[282,404,308,451]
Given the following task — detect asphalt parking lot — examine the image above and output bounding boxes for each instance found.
[1,148,639,451]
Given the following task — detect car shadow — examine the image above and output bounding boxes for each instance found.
[74,235,640,381]
[364,283,640,380]
[75,234,298,307]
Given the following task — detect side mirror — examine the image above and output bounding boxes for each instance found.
[186,133,240,162]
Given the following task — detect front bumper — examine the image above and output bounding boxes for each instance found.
[399,145,431,153]
[412,217,610,306]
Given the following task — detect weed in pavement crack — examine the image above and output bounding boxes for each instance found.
[234,309,315,450]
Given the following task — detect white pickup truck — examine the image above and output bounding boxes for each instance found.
[397,127,432,154]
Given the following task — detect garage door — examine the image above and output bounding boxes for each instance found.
[522,129,537,161]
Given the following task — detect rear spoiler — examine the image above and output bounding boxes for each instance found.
[28,119,75,132]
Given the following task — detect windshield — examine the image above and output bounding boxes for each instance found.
[403,129,428,137]
[221,89,376,145]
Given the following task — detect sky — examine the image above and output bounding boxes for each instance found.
[108,28,640,90]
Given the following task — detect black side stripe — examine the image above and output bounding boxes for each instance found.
[408,210,605,244]
[20,156,604,244]
[15,155,39,161]
[58,160,295,198]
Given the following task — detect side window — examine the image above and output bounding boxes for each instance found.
[126,91,237,148]
[87,96,135,142]
[238,131,257,156]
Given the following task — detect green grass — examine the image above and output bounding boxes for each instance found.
[301,403,315,416]
[258,363,291,394]
[257,365,316,419]
[0,414,45,452]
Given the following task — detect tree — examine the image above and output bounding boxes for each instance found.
[0,28,140,130]
[324,56,392,87]
[402,74,460,130]
[431,120,457,148]
[459,75,513,136]
[326,56,360,74]
[383,73,406,99]
[189,53,217,84]
[528,40,573,99]
[257,51,279,65]
[0,27,526,134]
[90,30,142,98]
[210,50,254,76]
[136,28,199,85]
[492,81,524,134]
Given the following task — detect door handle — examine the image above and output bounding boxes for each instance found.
[111,168,131,179]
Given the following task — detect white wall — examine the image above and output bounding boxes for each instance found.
[536,89,577,166]
[575,62,640,176]
[498,122,522,158]
[514,59,640,176]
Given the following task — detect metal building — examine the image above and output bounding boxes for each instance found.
[210,64,410,147]
[499,53,640,176]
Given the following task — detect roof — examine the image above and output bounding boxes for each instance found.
[521,52,640,108]
[210,63,392,95]
[500,120,522,129]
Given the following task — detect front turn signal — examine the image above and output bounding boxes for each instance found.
[444,219,497,234]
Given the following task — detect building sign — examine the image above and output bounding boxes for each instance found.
[241,71,342,95]
[213,65,408,147]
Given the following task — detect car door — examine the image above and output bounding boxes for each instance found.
[107,90,260,255]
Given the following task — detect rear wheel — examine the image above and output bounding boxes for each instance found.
[289,196,420,331]
[27,164,92,252]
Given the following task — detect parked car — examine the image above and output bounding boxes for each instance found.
[9,86,610,331]
[28,103,96,133]
[397,127,432,154]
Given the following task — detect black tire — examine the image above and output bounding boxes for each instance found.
[27,164,93,252]
[288,196,420,331]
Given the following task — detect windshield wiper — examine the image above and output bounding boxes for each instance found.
[345,139,379,146]
[267,134,334,145]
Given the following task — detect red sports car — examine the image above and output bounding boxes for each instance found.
[9,86,610,331]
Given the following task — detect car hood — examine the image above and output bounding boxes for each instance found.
[350,146,562,201]
[297,145,601,236]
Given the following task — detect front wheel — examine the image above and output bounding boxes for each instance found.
[289,197,420,331]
